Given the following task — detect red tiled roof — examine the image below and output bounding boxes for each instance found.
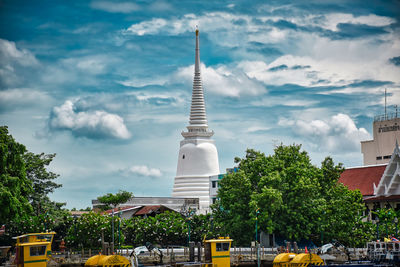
[339,165,387,196]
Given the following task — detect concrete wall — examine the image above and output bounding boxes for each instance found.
[361,117,400,166]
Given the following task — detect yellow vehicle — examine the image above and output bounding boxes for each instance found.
[273,252,297,267]
[274,252,324,267]
[14,232,55,267]
[203,237,233,267]
[290,253,324,267]
[85,254,131,267]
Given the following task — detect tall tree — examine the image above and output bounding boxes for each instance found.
[23,152,63,215]
[98,190,133,251]
[0,126,33,223]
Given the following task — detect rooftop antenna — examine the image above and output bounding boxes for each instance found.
[395,104,398,118]
[385,88,387,120]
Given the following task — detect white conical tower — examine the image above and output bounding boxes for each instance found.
[172,29,220,212]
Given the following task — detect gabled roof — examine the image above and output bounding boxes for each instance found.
[339,165,387,196]
[135,205,174,215]
[373,141,400,196]
[103,205,142,215]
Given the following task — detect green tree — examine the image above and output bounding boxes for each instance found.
[213,144,365,246]
[123,211,187,247]
[98,190,133,250]
[65,212,114,249]
[97,190,133,211]
[0,126,33,223]
[23,152,63,215]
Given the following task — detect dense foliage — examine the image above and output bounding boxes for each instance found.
[65,212,117,249]
[24,152,63,215]
[212,145,365,246]
[0,126,65,245]
[0,126,33,223]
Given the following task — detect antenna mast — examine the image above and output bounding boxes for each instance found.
[385,88,387,120]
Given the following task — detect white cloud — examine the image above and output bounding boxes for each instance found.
[283,113,371,153]
[175,63,266,97]
[245,126,270,133]
[126,165,162,177]
[0,88,50,110]
[42,55,116,85]
[90,1,139,13]
[322,13,395,31]
[49,100,131,140]
[0,39,38,66]
[118,76,168,87]
[63,55,109,75]
[251,96,318,107]
[0,39,39,87]
[123,12,399,90]
[238,40,400,88]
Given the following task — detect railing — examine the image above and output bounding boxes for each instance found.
[374,112,400,122]
[2,246,366,266]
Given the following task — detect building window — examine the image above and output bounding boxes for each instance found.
[383,155,391,159]
[212,181,217,188]
[182,154,185,159]
[376,156,382,160]
[212,198,217,204]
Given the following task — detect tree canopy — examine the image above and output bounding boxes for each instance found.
[0,126,64,245]
[24,152,63,215]
[97,190,133,210]
[0,126,32,222]
[212,144,365,246]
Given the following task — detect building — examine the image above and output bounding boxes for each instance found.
[209,174,224,205]
[339,142,400,220]
[361,112,400,166]
[102,205,176,219]
[172,29,220,212]
[92,196,199,213]
[209,168,238,205]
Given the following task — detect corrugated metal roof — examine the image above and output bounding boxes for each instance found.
[135,205,163,215]
[103,205,142,215]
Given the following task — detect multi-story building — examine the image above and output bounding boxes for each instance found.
[361,112,400,166]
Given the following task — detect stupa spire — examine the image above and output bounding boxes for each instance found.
[173,28,220,213]
[182,27,213,138]
[189,27,208,128]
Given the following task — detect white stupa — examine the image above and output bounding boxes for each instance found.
[172,29,220,212]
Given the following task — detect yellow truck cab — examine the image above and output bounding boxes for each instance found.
[14,232,55,267]
[203,237,232,267]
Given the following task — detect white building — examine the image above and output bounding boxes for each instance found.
[361,112,400,166]
[172,29,220,212]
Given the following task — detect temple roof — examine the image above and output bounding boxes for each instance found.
[339,164,387,196]
[373,141,400,196]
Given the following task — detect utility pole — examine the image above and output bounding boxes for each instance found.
[256,208,260,267]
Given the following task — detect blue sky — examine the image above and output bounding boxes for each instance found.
[1,0,399,209]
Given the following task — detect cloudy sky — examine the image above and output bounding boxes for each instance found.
[1,0,399,209]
